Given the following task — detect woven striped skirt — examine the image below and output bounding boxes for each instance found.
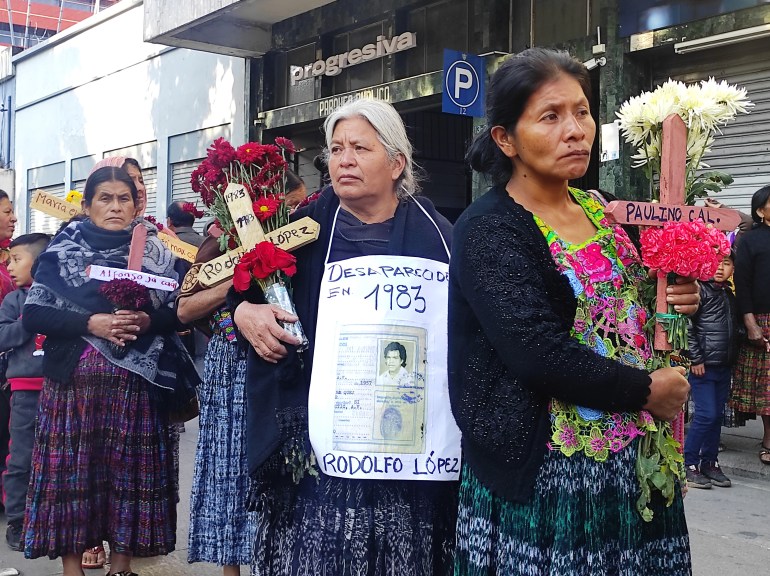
[188,334,256,566]
[454,440,691,576]
[252,474,458,576]
[731,313,770,416]
[23,346,177,559]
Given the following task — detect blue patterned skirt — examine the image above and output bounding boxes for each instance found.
[188,334,256,566]
[455,440,692,575]
[24,346,177,559]
[252,473,458,576]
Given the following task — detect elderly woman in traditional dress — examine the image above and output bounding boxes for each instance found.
[22,166,194,576]
[232,99,459,575]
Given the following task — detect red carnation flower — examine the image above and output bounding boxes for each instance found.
[233,241,297,292]
[236,142,268,166]
[253,196,281,221]
[206,137,236,169]
[144,215,164,231]
[640,220,730,281]
[99,278,151,310]
[182,202,204,219]
[275,137,296,154]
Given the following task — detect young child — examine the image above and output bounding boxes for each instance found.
[685,248,739,489]
[0,233,50,550]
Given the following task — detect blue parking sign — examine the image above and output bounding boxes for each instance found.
[442,49,485,117]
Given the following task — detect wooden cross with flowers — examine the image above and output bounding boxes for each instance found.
[603,114,741,350]
[181,137,320,293]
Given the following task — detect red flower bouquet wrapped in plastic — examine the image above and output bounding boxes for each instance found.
[640,219,731,348]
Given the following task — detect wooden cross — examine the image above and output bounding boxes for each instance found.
[190,182,320,289]
[603,114,742,350]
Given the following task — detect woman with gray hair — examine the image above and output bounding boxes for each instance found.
[230,98,460,575]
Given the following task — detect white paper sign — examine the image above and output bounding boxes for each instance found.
[308,254,462,481]
[88,265,179,292]
[601,120,620,162]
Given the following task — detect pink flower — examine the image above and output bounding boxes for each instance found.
[640,220,730,280]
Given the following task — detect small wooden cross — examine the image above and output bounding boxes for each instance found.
[603,114,742,350]
[190,182,320,289]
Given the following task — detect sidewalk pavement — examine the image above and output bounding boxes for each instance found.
[714,416,770,480]
[0,417,248,576]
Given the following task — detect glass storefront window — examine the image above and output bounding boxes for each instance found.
[287,43,317,105]
[533,0,602,46]
[331,22,386,94]
[404,0,469,77]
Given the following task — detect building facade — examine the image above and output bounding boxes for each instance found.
[13,0,247,234]
[1,0,119,48]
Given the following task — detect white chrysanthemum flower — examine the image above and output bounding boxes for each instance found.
[616,77,753,198]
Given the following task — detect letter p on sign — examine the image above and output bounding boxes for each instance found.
[454,68,473,99]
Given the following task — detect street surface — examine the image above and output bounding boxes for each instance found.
[0,417,767,575]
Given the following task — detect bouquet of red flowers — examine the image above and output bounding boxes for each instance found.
[191,136,295,251]
[191,137,307,348]
[98,278,151,358]
[640,219,730,349]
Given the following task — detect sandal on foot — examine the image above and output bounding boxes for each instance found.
[108,572,138,576]
[82,545,106,569]
[760,444,770,465]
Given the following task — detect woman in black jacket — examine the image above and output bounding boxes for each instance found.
[449,48,697,575]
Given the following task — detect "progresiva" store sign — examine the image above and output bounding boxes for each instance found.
[291,32,417,85]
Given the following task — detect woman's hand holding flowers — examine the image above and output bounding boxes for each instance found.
[644,366,690,422]
[87,310,150,346]
[664,276,700,316]
[234,301,303,363]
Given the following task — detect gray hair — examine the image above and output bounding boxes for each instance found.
[323,99,419,198]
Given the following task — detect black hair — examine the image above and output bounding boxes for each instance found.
[9,232,51,259]
[286,170,305,194]
[750,184,770,224]
[466,47,592,185]
[383,341,407,368]
[122,157,142,172]
[313,154,331,187]
[167,201,195,227]
[0,189,8,202]
[84,166,138,206]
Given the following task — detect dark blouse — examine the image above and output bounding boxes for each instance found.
[448,185,652,503]
[733,224,770,315]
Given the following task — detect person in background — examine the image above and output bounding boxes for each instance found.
[22,166,190,576]
[449,48,695,575]
[732,185,770,465]
[178,239,254,576]
[685,249,740,488]
[166,202,205,247]
[90,157,148,217]
[0,189,17,517]
[1,233,51,552]
[282,170,308,211]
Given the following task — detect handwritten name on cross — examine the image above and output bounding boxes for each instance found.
[194,182,320,288]
[603,114,742,350]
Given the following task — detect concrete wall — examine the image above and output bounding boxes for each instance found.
[12,0,246,232]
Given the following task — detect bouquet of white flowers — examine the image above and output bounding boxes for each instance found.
[616,78,753,203]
